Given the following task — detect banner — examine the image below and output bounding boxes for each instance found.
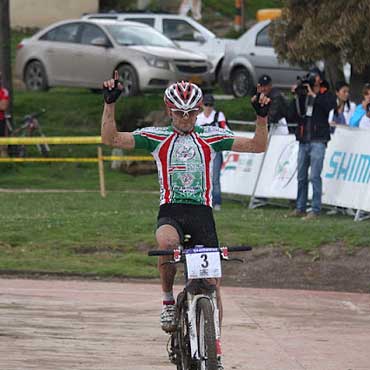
[221,132,264,196]
[322,128,370,212]
[221,128,370,212]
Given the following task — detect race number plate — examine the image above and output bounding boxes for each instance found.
[185,247,222,279]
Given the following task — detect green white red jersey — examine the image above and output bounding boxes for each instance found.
[133,125,234,207]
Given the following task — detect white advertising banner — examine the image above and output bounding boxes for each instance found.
[322,127,370,212]
[254,135,299,199]
[221,128,370,212]
[221,132,264,196]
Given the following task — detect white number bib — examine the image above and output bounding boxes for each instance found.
[185,247,222,279]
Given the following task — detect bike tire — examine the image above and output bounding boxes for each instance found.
[177,295,193,370]
[196,298,218,370]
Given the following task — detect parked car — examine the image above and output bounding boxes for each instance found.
[82,12,233,83]
[220,20,308,97]
[15,19,212,96]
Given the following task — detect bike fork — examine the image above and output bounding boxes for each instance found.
[187,292,220,361]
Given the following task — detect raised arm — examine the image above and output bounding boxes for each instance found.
[231,93,270,153]
[101,71,135,150]
[231,116,268,153]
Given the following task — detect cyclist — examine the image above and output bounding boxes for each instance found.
[101,72,270,369]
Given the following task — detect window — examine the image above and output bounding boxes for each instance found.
[163,19,198,41]
[80,24,107,45]
[127,18,155,27]
[106,24,174,48]
[256,25,272,47]
[40,23,80,43]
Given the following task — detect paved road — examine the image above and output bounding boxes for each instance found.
[1,278,370,370]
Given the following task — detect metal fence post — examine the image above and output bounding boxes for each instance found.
[97,146,106,198]
[248,129,273,209]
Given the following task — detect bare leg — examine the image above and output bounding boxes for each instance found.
[156,224,180,293]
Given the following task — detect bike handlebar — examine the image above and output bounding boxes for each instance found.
[148,245,252,257]
[148,250,175,256]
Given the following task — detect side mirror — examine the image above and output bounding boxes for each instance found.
[193,32,206,43]
[90,37,110,47]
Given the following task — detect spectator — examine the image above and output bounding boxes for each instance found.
[0,73,10,157]
[196,94,228,210]
[328,81,356,128]
[257,74,289,134]
[327,81,356,216]
[349,83,370,129]
[179,0,202,20]
[288,71,336,219]
[359,105,370,129]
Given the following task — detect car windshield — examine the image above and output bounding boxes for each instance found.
[106,24,176,47]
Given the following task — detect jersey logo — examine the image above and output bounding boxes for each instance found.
[180,173,194,186]
[175,145,196,161]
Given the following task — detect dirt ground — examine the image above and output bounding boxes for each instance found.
[221,244,370,293]
[1,278,370,370]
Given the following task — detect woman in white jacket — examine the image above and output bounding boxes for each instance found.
[327,81,356,216]
[328,81,356,128]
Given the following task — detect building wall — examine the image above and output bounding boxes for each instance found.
[10,0,99,28]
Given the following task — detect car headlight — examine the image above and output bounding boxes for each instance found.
[144,56,170,70]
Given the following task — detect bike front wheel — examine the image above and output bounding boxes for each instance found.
[197,298,218,370]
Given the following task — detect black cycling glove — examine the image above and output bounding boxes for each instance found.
[251,93,271,117]
[103,79,122,104]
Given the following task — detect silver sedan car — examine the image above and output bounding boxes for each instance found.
[220,20,307,97]
[15,19,212,96]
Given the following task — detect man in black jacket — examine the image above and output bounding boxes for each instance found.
[288,72,336,219]
[257,74,289,133]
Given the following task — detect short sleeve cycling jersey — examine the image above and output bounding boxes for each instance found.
[133,125,234,207]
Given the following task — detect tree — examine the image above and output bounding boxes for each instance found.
[0,0,13,115]
[270,0,370,101]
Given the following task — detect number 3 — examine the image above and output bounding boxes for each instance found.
[200,254,209,268]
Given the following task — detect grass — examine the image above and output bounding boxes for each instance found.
[2,23,368,278]
[0,192,369,277]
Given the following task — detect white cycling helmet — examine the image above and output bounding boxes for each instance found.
[164,81,203,112]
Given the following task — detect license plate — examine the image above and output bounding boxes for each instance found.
[185,247,221,279]
[190,75,203,85]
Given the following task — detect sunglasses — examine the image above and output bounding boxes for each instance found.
[204,103,214,107]
[171,108,200,118]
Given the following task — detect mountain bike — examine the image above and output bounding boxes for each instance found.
[148,239,251,370]
[6,109,50,157]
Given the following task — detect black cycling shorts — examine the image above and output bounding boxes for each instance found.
[157,203,219,247]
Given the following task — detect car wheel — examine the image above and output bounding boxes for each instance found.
[24,60,49,91]
[231,67,254,97]
[117,64,139,97]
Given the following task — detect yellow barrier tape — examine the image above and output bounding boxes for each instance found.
[0,158,98,163]
[103,156,153,161]
[0,156,153,163]
[0,136,102,145]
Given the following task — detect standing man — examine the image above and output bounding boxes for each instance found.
[101,72,270,370]
[196,94,228,210]
[0,73,10,157]
[288,71,336,219]
[257,74,289,134]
